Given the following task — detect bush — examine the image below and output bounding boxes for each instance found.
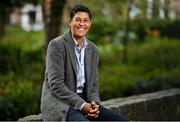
[0,41,44,82]
[0,26,43,120]
[128,38,180,94]
[98,38,180,100]
[98,43,124,64]
[130,38,180,71]
[98,64,134,100]
[88,18,126,44]
[0,81,41,120]
[148,19,180,39]
[1,24,180,120]
[87,18,180,44]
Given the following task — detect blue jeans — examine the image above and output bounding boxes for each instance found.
[66,106,129,121]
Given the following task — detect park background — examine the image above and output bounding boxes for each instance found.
[0,0,180,120]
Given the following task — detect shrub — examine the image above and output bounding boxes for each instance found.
[98,43,124,64]
[148,19,180,39]
[128,38,180,94]
[0,26,43,120]
[98,38,180,100]
[130,38,180,71]
[88,18,126,44]
[0,43,44,81]
[0,81,41,120]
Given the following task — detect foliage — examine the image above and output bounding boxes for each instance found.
[1,26,44,47]
[88,18,126,44]
[0,26,43,120]
[131,19,180,41]
[148,19,180,38]
[0,80,41,120]
[128,37,180,92]
[1,23,180,119]
[135,0,148,19]
[98,38,180,100]
[0,27,44,120]
[0,0,39,13]
[98,43,124,64]
[88,18,180,46]
[68,0,127,19]
[0,28,44,81]
[130,37,180,70]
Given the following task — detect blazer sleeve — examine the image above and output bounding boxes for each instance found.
[46,39,85,110]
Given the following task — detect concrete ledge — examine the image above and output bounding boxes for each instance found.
[18,88,180,121]
[102,88,180,120]
[18,114,42,121]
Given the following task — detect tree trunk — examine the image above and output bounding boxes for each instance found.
[0,14,5,38]
[42,0,66,52]
[164,0,170,19]
[122,0,132,63]
[152,0,160,18]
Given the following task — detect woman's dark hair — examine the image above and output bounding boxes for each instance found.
[70,4,91,20]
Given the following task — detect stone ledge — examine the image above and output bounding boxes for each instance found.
[102,88,180,120]
[18,114,42,121]
[18,88,180,121]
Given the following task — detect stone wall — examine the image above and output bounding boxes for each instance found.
[102,88,180,121]
[18,88,180,121]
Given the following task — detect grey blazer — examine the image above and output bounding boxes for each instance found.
[41,30,101,121]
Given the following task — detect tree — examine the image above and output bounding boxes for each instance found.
[164,0,171,19]
[122,0,133,62]
[136,0,148,19]
[42,0,66,51]
[152,0,160,18]
[0,1,7,38]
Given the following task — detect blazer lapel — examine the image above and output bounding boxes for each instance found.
[84,42,92,91]
[63,30,77,76]
[63,30,93,93]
